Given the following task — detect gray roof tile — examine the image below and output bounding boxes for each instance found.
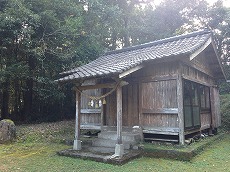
[57,30,212,82]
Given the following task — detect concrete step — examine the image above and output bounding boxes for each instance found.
[98,131,142,142]
[101,126,132,132]
[88,146,115,154]
[92,138,132,149]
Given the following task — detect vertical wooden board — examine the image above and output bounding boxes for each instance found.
[141,80,177,110]
[109,91,117,126]
[141,113,178,127]
[105,88,117,126]
[200,113,211,128]
[81,113,101,125]
[120,83,140,127]
[133,61,178,78]
[189,51,214,76]
[81,114,85,124]
[181,63,214,86]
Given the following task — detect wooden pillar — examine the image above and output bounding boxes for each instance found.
[177,74,185,145]
[210,87,215,130]
[210,86,221,130]
[73,91,81,150]
[138,83,143,127]
[117,85,122,144]
[114,84,124,157]
[100,103,104,129]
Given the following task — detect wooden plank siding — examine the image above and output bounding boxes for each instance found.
[140,79,179,130]
[210,87,221,128]
[81,113,101,125]
[133,61,179,78]
[181,52,215,86]
[129,62,180,133]
[105,90,117,126]
[142,113,178,128]
[182,51,215,78]
[104,62,179,128]
[141,80,177,109]
[200,112,211,130]
[181,64,214,86]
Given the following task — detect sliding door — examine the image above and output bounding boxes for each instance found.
[183,80,201,129]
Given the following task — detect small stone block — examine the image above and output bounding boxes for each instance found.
[114,144,124,157]
[73,140,81,150]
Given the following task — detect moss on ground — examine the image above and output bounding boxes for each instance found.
[143,134,224,160]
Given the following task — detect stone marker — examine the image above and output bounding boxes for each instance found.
[0,119,16,144]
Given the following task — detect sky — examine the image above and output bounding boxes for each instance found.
[208,0,230,7]
[153,0,230,7]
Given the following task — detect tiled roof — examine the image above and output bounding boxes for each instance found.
[57,30,212,82]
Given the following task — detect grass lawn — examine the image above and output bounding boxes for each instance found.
[0,121,230,172]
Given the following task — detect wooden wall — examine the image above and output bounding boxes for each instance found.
[122,83,139,126]
[104,61,180,128]
[181,52,215,86]
[200,112,211,130]
[80,80,101,125]
[141,80,177,109]
[81,113,101,125]
[181,64,214,86]
[141,80,178,128]
[181,52,221,130]
[105,83,139,126]
[105,90,117,126]
[133,61,179,78]
[141,113,178,127]
[211,87,221,128]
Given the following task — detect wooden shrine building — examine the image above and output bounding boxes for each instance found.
[57,30,226,157]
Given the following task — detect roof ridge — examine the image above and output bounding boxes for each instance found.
[104,30,211,56]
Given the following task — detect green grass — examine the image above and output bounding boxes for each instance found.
[0,121,230,172]
[220,94,230,130]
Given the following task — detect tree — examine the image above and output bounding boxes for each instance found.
[0,0,102,121]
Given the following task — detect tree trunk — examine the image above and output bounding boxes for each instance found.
[23,78,33,121]
[23,55,35,121]
[123,16,130,47]
[1,81,10,119]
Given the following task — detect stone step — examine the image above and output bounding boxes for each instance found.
[98,131,142,142]
[92,138,132,149]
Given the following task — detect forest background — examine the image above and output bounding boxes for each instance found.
[0,0,230,123]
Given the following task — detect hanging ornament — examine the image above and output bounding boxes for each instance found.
[88,101,91,107]
[99,100,102,107]
[102,98,106,105]
[95,101,99,108]
[90,100,94,107]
